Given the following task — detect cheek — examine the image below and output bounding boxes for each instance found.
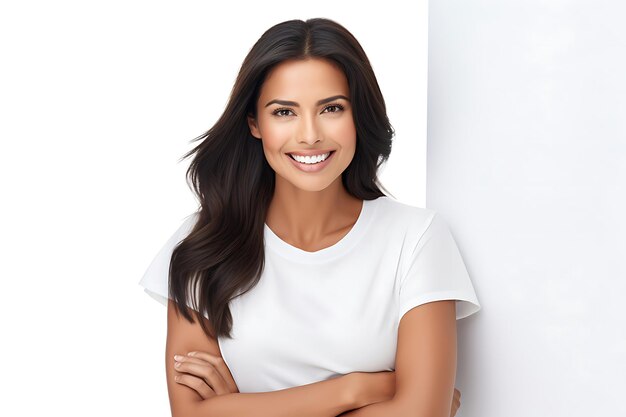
[259,119,291,151]
[332,118,357,149]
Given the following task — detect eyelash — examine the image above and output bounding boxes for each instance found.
[271,103,345,117]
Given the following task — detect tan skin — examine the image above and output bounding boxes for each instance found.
[168,58,462,416]
[250,57,364,251]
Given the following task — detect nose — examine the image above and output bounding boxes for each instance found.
[297,112,321,145]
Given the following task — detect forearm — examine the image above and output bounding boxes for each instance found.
[337,398,406,417]
[189,375,356,417]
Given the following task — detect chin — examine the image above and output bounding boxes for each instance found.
[278,174,339,193]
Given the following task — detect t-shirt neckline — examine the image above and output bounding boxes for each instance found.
[263,197,380,263]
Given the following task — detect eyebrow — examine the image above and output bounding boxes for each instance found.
[264,94,350,108]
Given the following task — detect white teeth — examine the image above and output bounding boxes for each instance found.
[290,152,331,164]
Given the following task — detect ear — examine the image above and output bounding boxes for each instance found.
[247,114,262,139]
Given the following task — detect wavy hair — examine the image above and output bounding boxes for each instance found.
[169,17,395,340]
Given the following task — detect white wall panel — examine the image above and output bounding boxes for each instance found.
[427,1,626,415]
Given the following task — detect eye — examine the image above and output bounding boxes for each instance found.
[271,108,295,117]
[271,103,345,118]
[323,104,344,114]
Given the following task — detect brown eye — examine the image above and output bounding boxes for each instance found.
[272,108,294,117]
[323,104,344,113]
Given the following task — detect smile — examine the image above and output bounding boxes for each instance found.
[285,150,336,172]
[288,151,332,164]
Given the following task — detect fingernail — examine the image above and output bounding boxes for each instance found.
[174,355,183,361]
[175,375,179,381]
[188,351,196,356]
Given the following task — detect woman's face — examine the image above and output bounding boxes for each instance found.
[247,58,356,192]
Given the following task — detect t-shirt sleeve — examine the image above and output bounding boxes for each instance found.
[398,211,481,322]
[138,212,198,307]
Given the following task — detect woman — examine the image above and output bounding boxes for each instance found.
[139,17,481,417]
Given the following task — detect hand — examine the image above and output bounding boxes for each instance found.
[450,387,461,417]
[173,351,239,399]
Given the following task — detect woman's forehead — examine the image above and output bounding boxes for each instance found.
[260,59,349,102]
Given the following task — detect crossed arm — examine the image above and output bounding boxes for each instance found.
[164,299,458,417]
[337,300,458,417]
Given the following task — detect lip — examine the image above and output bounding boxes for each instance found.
[286,149,335,157]
[286,150,335,173]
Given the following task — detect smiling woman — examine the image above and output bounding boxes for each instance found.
[139,17,480,417]
[247,59,357,183]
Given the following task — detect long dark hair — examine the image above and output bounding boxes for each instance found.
[169,17,395,340]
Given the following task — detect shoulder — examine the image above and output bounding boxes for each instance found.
[375,196,436,222]
[374,196,438,244]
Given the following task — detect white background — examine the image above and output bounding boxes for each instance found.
[0,1,427,415]
[428,1,625,416]
[5,1,623,416]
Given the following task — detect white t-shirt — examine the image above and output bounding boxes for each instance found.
[139,196,481,393]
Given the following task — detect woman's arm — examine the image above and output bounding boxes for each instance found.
[393,300,458,417]
[188,375,356,417]
[337,376,461,417]
[165,299,359,417]
[337,301,459,417]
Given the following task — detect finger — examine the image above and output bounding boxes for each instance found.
[176,355,235,390]
[175,355,213,367]
[189,352,238,393]
[174,373,216,400]
[451,397,460,416]
[175,361,230,395]
[188,351,239,393]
